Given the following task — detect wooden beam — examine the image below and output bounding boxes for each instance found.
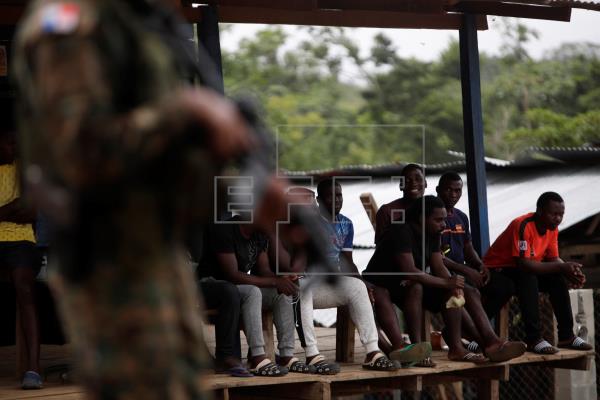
[459,13,490,255]
[359,193,378,229]
[497,301,510,338]
[193,0,317,10]
[214,388,230,400]
[318,0,444,13]
[335,306,356,363]
[543,355,593,371]
[210,7,488,30]
[230,382,331,400]
[477,379,500,400]
[422,364,509,385]
[331,375,422,396]
[448,1,571,21]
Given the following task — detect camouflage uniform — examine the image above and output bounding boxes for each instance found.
[12,1,215,398]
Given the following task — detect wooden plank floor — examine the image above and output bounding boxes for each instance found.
[0,326,594,400]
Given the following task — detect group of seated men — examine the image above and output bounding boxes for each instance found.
[195,163,592,377]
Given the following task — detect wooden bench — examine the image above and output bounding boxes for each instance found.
[206,347,594,400]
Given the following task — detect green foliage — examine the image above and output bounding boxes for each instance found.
[220,23,600,172]
[507,109,600,149]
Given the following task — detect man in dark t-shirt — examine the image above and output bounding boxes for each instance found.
[436,172,513,320]
[198,216,269,280]
[198,216,307,376]
[374,164,426,244]
[364,196,525,363]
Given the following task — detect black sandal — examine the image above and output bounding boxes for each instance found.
[283,357,312,373]
[362,352,398,371]
[307,354,340,375]
[249,359,287,377]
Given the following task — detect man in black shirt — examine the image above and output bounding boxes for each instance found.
[199,216,307,376]
[364,196,526,363]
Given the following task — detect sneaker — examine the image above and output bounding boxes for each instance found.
[22,370,43,390]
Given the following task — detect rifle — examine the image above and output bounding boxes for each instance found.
[144,2,340,284]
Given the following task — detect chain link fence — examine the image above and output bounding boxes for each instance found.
[593,289,600,399]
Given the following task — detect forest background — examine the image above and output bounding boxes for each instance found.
[220,20,600,171]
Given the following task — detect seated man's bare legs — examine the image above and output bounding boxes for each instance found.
[462,286,501,349]
[440,305,468,361]
[397,282,423,344]
[462,286,526,361]
[12,266,40,374]
[371,285,405,351]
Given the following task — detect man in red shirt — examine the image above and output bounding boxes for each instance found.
[483,192,591,354]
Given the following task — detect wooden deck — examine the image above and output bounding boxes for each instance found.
[0,326,594,400]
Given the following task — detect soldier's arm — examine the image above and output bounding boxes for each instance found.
[22,36,252,188]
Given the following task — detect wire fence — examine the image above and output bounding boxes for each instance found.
[422,295,557,400]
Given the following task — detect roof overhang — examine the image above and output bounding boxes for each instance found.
[2,0,598,28]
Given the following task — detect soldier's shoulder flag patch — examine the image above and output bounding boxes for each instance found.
[40,3,81,34]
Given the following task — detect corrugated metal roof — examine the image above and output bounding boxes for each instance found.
[546,0,600,11]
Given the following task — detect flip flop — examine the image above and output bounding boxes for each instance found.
[558,336,593,351]
[528,339,559,355]
[461,338,481,353]
[414,357,437,368]
[389,342,432,366]
[486,341,526,362]
[22,371,43,390]
[225,365,253,378]
[449,352,489,364]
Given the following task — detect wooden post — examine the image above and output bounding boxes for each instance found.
[336,306,355,363]
[360,193,378,229]
[477,379,500,400]
[497,301,510,338]
[422,310,432,343]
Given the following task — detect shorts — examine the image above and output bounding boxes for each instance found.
[0,241,42,273]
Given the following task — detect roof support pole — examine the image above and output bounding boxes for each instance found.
[459,13,490,255]
[196,5,225,94]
